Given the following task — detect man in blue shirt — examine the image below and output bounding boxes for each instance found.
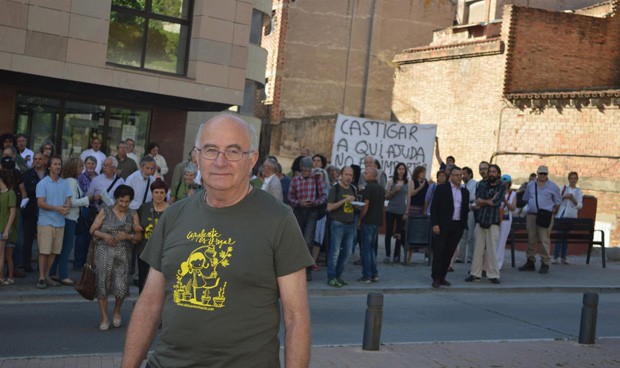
[36,155,71,289]
[519,165,562,274]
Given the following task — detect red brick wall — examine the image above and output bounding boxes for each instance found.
[504,6,620,93]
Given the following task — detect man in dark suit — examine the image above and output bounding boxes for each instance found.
[430,166,469,288]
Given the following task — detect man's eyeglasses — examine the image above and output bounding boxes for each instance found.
[538,173,548,175]
[195,147,252,162]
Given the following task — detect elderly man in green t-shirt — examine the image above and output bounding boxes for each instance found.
[122,114,313,368]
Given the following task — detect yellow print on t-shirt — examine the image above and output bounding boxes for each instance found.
[343,195,354,214]
[173,228,234,311]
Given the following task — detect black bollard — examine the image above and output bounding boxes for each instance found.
[578,292,599,344]
[362,293,383,351]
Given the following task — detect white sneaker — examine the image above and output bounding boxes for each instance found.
[562,258,570,265]
[551,258,559,264]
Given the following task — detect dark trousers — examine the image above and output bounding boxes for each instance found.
[21,211,38,270]
[431,220,465,281]
[292,207,319,252]
[384,211,404,259]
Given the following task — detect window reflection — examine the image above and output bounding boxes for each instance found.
[15,94,150,162]
[107,0,192,75]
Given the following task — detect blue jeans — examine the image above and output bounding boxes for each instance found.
[327,220,355,280]
[50,220,76,279]
[361,223,378,279]
[554,236,568,259]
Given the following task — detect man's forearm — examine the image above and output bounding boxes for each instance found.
[284,313,311,368]
[121,293,163,367]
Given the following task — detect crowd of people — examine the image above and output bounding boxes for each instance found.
[0,116,589,367]
[0,133,200,329]
[0,129,583,312]
[248,137,581,289]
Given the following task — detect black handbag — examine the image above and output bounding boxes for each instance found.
[535,183,553,228]
[75,238,97,300]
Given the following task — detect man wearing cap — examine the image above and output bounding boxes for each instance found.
[519,165,562,274]
[288,156,327,281]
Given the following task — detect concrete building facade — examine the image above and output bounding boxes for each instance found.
[0,0,271,182]
[261,0,456,163]
[392,0,620,245]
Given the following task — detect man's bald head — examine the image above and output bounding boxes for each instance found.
[365,167,378,179]
[195,114,257,151]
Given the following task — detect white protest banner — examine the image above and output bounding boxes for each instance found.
[331,114,437,178]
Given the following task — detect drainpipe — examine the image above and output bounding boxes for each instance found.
[360,0,377,118]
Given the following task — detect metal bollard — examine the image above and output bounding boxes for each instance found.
[578,292,599,344]
[362,293,384,351]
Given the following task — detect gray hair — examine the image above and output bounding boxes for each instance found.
[106,156,118,168]
[195,114,257,152]
[140,155,156,167]
[184,163,198,174]
[263,158,278,169]
[84,155,97,165]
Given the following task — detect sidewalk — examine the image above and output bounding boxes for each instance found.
[1,338,619,368]
[1,245,619,302]
[1,244,619,367]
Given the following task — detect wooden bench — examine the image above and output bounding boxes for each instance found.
[507,217,606,268]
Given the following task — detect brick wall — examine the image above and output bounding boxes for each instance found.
[504,6,620,94]
[392,47,507,173]
[392,7,620,245]
[495,105,620,243]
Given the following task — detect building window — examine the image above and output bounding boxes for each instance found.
[15,94,150,160]
[107,0,193,75]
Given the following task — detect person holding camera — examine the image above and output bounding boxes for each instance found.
[465,164,505,284]
[169,163,201,204]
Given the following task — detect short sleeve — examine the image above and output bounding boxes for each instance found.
[36,180,46,199]
[8,190,16,208]
[273,210,314,277]
[140,209,168,271]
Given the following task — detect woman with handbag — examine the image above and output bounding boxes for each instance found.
[136,179,169,293]
[90,184,141,331]
[49,157,90,286]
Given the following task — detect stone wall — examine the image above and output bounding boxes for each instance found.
[392,41,507,173]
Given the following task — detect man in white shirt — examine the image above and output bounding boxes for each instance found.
[125,156,156,210]
[261,158,283,201]
[87,156,125,211]
[454,166,477,264]
[125,138,140,167]
[80,137,107,174]
[16,134,34,169]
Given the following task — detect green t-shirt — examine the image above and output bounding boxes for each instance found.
[141,188,313,368]
[0,190,17,243]
[327,183,356,224]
